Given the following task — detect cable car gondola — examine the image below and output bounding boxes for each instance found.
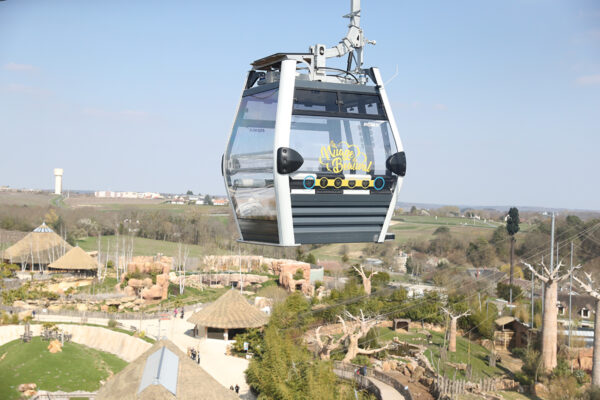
[223,0,406,246]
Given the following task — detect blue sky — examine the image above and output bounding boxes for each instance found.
[0,0,598,210]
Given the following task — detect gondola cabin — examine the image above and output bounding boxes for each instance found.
[223,1,406,246]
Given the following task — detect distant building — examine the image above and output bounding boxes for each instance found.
[53,168,63,195]
[94,191,163,199]
[212,198,229,206]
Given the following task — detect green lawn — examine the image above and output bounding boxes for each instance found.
[76,235,229,258]
[0,337,127,399]
[375,327,505,380]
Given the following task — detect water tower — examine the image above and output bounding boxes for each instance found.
[53,168,63,195]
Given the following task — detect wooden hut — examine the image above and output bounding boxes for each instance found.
[96,339,238,400]
[2,223,72,271]
[188,289,269,340]
[494,316,530,349]
[47,246,98,276]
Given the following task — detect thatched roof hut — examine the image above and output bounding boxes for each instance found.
[96,339,238,400]
[188,289,269,330]
[2,223,72,266]
[47,246,98,273]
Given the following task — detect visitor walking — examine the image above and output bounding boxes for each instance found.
[235,384,239,394]
[181,309,184,319]
[174,308,178,318]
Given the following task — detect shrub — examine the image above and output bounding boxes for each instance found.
[573,369,589,385]
[496,282,522,302]
[513,371,532,386]
[350,354,371,367]
[583,386,600,400]
[108,319,117,328]
[10,314,18,324]
[293,269,305,281]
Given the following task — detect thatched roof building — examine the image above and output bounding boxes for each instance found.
[2,223,72,267]
[47,246,98,274]
[188,289,268,340]
[96,339,238,400]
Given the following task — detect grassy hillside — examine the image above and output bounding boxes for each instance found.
[76,235,228,258]
[0,337,127,399]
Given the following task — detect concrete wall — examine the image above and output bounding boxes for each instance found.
[0,324,151,362]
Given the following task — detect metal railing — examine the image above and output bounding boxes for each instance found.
[333,361,413,400]
[333,365,382,400]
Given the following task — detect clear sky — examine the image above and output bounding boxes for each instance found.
[1,1,598,210]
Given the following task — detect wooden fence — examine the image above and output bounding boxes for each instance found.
[431,375,497,399]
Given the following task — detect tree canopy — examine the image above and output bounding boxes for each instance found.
[506,207,520,236]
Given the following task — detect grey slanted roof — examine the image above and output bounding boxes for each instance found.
[96,339,238,400]
[187,289,269,329]
[138,346,179,396]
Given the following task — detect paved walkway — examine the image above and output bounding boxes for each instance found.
[36,314,255,399]
[333,367,405,400]
[371,379,405,400]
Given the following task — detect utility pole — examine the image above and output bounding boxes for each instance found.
[569,241,574,348]
[239,246,242,293]
[531,270,535,327]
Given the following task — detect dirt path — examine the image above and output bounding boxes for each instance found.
[385,371,434,400]
[496,349,523,374]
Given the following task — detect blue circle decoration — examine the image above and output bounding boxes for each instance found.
[303,175,316,189]
[374,177,385,191]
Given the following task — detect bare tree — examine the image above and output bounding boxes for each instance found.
[177,242,190,294]
[314,324,346,360]
[524,260,572,372]
[441,308,471,353]
[353,264,377,295]
[338,310,389,363]
[572,271,600,386]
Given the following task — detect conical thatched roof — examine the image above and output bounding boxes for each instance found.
[2,223,72,265]
[47,246,98,271]
[96,339,238,400]
[188,289,269,329]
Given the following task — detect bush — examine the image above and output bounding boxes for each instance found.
[496,282,522,302]
[350,354,371,367]
[583,386,600,400]
[573,369,589,385]
[513,371,532,386]
[293,269,305,281]
[108,319,117,328]
[10,314,18,324]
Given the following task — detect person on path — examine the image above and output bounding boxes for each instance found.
[235,384,239,394]
[174,308,178,318]
[230,385,234,391]
[181,309,184,319]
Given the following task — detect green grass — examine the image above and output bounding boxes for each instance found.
[375,327,504,380]
[145,286,228,312]
[0,337,128,399]
[76,235,228,258]
[76,277,118,294]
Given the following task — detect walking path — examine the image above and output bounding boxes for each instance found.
[333,366,405,400]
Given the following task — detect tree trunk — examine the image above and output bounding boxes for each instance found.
[449,317,458,353]
[593,299,600,386]
[363,279,371,296]
[541,280,558,372]
[509,236,515,287]
[343,336,360,363]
